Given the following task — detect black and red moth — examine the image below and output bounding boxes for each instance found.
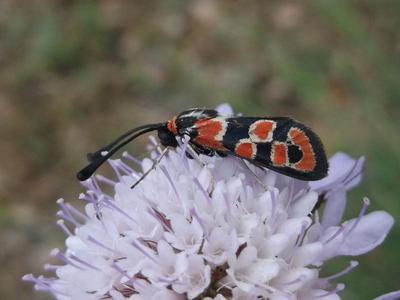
[77,108,328,182]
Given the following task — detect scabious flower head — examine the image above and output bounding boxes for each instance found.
[24,105,396,300]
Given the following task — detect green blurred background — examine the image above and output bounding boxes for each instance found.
[1,0,399,299]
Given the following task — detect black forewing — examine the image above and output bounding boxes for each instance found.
[222,117,328,181]
[265,117,328,180]
[222,117,291,149]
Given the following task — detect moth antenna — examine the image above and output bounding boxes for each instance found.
[86,123,164,162]
[77,123,164,181]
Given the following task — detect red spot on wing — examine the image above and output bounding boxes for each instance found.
[272,142,287,166]
[235,140,256,159]
[289,128,315,172]
[194,119,226,150]
[167,116,178,135]
[249,120,276,142]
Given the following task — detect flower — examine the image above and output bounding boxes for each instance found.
[24,104,395,299]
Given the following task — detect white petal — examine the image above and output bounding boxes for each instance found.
[272,267,317,292]
[259,234,289,258]
[289,191,318,218]
[268,294,297,300]
[248,258,280,282]
[234,213,259,241]
[299,289,341,300]
[172,255,210,299]
[321,187,347,229]
[305,222,322,243]
[338,211,394,256]
[215,103,234,116]
[186,265,211,299]
[109,290,126,300]
[237,246,258,267]
[65,236,88,252]
[310,152,364,192]
[225,268,253,293]
[141,158,153,172]
[203,228,237,265]
[152,289,185,300]
[317,226,345,261]
[292,242,323,267]
[157,240,175,265]
[344,156,365,190]
[203,295,227,300]
[277,217,312,247]
[373,290,400,300]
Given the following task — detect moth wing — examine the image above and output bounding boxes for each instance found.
[189,116,228,151]
[223,117,328,181]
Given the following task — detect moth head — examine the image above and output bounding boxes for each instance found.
[158,125,178,148]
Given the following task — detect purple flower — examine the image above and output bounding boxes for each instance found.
[24,104,396,299]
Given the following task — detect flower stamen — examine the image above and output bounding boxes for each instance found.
[323,260,359,281]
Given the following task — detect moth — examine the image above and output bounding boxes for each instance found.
[77,108,328,182]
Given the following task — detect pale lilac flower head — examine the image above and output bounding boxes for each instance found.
[24,104,396,299]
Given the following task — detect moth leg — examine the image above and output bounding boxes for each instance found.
[186,143,215,162]
[184,143,199,159]
[131,147,169,189]
[185,144,209,166]
[190,143,215,157]
[216,150,228,157]
[185,151,194,159]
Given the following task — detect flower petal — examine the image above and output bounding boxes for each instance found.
[292,242,324,267]
[277,217,312,247]
[338,211,394,256]
[272,267,317,293]
[321,187,347,229]
[215,103,234,116]
[289,191,318,218]
[248,258,280,283]
[258,234,289,258]
[373,290,400,300]
[299,289,341,300]
[310,152,365,192]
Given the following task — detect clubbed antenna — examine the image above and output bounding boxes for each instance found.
[77,123,164,181]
